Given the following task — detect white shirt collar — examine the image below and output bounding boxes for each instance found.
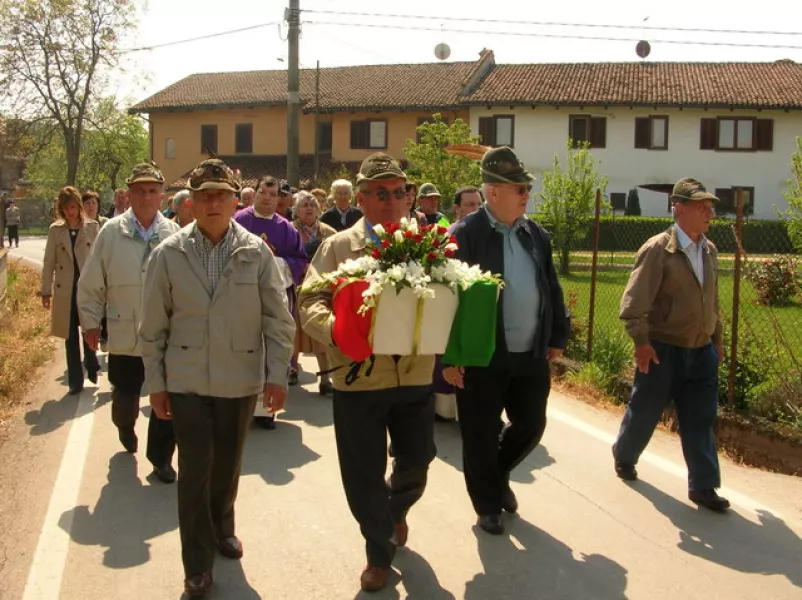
[675,224,706,251]
[253,207,276,220]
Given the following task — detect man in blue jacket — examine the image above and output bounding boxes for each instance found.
[443,146,570,535]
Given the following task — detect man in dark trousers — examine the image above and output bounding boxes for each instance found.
[140,158,295,597]
[443,146,569,535]
[319,178,362,231]
[78,164,180,483]
[613,177,728,512]
[299,153,435,593]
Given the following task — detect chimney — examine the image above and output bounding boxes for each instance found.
[461,48,495,96]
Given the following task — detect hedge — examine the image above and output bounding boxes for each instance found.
[534,215,797,255]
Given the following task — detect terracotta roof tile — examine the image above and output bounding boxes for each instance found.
[466,61,802,109]
[132,62,479,114]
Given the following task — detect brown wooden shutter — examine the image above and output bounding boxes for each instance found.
[350,120,368,149]
[700,118,717,150]
[755,119,774,151]
[478,117,496,146]
[715,188,735,214]
[634,117,650,149]
[590,117,607,148]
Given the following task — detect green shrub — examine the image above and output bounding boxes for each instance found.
[564,290,588,362]
[744,255,800,306]
[717,327,771,410]
[590,329,632,393]
[746,380,802,429]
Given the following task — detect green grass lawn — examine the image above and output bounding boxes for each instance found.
[560,267,802,382]
[19,226,49,237]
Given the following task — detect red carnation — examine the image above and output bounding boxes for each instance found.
[449,235,457,245]
[413,234,423,243]
[437,226,448,235]
[427,251,438,261]
[404,230,413,239]
[445,248,456,258]
[382,239,391,248]
[432,239,441,248]
[371,248,381,259]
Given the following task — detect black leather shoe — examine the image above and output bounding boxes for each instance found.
[615,461,638,481]
[689,489,730,513]
[255,416,276,430]
[184,572,213,597]
[119,428,138,453]
[502,485,518,514]
[288,369,299,386]
[68,387,83,396]
[477,514,504,535]
[153,464,176,484]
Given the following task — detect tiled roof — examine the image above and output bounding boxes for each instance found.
[465,61,802,109]
[131,62,479,114]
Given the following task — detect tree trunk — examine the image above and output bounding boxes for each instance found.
[560,248,571,276]
[64,133,79,186]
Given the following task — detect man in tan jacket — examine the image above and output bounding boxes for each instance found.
[614,177,728,512]
[78,163,180,483]
[139,159,295,598]
[299,153,436,593]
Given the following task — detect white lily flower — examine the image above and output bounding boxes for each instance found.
[394,230,405,243]
[373,224,385,237]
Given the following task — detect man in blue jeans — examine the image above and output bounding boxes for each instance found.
[613,177,728,512]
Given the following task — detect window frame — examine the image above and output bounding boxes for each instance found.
[235,123,253,154]
[569,114,606,149]
[350,118,387,150]
[200,124,218,154]
[635,115,669,150]
[478,114,516,148]
[164,137,176,160]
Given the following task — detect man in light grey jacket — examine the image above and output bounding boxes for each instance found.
[139,158,295,598]
[78,163,180,483]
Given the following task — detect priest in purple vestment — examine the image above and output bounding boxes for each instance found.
[234,175,308,429]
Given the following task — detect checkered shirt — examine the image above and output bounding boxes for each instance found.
[191,223,235,292]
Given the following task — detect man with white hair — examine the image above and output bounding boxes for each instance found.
[240,186,255,208]
[172,189,194,227]
[320,178,362,231]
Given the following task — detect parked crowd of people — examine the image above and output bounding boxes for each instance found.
[32,146,729,597]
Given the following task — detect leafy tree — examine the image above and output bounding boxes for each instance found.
[783,136,802,252]
[537,139,608,275]
[403,114,482,215]
[625,187,642,216]
[25,98,148,199]
[0,0,140,185]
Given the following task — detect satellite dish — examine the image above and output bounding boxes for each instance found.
[434,43,451,61]
[636,40,651,59]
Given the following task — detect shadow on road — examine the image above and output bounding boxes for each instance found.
[58,452,178,569]
[465,516,628,600]
[279,379,334,429]
[182,560,263,600]
[241,420,321,486]
[434,422,556,484]
[349,548,454,600]
[24,388,109,436]
[633,480,802,589]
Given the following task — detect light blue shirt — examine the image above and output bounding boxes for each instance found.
[484,206,541,353]
[130,211,161,243]
[675,224,706,286]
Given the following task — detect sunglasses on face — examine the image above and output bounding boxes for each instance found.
[368,187,407,202]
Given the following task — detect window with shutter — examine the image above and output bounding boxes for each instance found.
[569,115,590,146]
[200,124,218,154]
[368,120,387,149]
[478,117,496,146]
[715,188,735,214]
[350,120,368,149]
[317,122,332,153]
[634,118,650,149]
[755,119,774,151]
[235,123,253,154]
[590,117,607,148]
[700,119,717,150]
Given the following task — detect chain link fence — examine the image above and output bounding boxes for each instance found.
[550,190,802,429]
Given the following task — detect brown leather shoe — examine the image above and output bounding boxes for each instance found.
[391,520,408,547]
[360,566,389,592]
[184,572,213,597]
[217,536,243,559]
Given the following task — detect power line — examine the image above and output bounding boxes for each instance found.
[303,20,802,51]
[303,9,802,37]
[120,22,279,53]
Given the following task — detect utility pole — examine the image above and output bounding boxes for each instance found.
[313,60,320,183]
[286,0,300,187]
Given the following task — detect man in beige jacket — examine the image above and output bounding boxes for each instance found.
[614,177,728,512]
[299,153,436,593]
[139,159,295,598]
[78,163,180,482]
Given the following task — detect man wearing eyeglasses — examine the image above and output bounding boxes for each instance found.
[299,152,436,593]
[442,146,570,535]
[614,177,728,512]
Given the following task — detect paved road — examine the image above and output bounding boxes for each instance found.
[1,239,800,599]
[7,236,47,268]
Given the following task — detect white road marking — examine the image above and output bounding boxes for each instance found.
[548,406,784,518]
[22,390,97,600]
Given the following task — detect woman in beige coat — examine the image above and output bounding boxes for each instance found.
[41,186,101,395]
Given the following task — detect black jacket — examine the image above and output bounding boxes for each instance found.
[450,208,570,366]
[320,206,363,232]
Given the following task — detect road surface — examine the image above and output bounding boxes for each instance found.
[0,239,799,600]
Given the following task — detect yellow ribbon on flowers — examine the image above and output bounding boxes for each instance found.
[411,296,425,357]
